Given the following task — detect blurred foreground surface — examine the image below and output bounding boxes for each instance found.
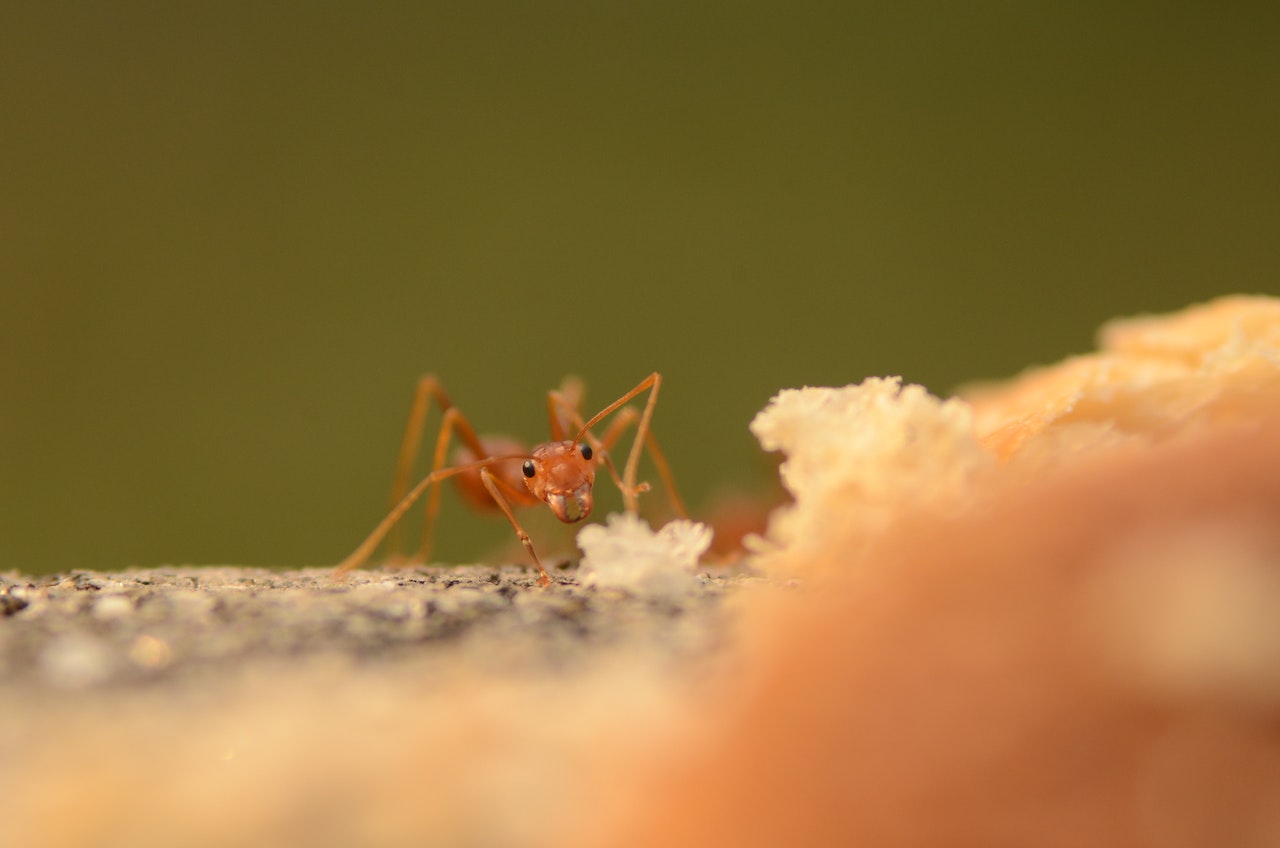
[0,565,758,848]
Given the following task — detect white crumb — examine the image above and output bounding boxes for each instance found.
[577,513,713,598]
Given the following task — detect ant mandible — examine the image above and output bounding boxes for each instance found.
[334,372,687,587]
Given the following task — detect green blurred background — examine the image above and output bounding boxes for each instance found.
[2,3,1277,573]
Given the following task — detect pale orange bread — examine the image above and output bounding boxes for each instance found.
[602,296,1280,848]
[966,295,1280,460]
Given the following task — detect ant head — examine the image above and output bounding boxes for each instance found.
[521,440,597,523]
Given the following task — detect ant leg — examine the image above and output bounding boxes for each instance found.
[596,407,689,519]
[480,469,552,587]
[416,406,490,564]
[620,431,687,520]
[335,458,503,575]
[546,375,586,440]
[573,373,673,515]
[386,376,487,559]
[590,410,637,500]
[597,406,639,452]
[621,374,663,513]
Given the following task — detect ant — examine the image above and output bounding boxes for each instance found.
[334,372,687,586]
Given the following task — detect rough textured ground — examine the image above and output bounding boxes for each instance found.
[0,564,751,690]
[0,563,766,848]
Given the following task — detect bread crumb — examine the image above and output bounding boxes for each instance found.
[748,376,992,575]
[577,513,713,598]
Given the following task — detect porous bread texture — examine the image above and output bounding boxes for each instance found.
[963,294,1280,459]
[605,401,1280,848]
[748,378,992,575]
[749,296,1280,576]
[601,296,1280,848]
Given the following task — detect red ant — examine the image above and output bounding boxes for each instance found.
[334,372,687,586]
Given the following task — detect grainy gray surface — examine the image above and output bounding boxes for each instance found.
[0,564,755,690]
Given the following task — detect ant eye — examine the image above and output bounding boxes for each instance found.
[522,460,536,478]
[580,444,593,460]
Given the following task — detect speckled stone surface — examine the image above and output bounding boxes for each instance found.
[0,564,756,690]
